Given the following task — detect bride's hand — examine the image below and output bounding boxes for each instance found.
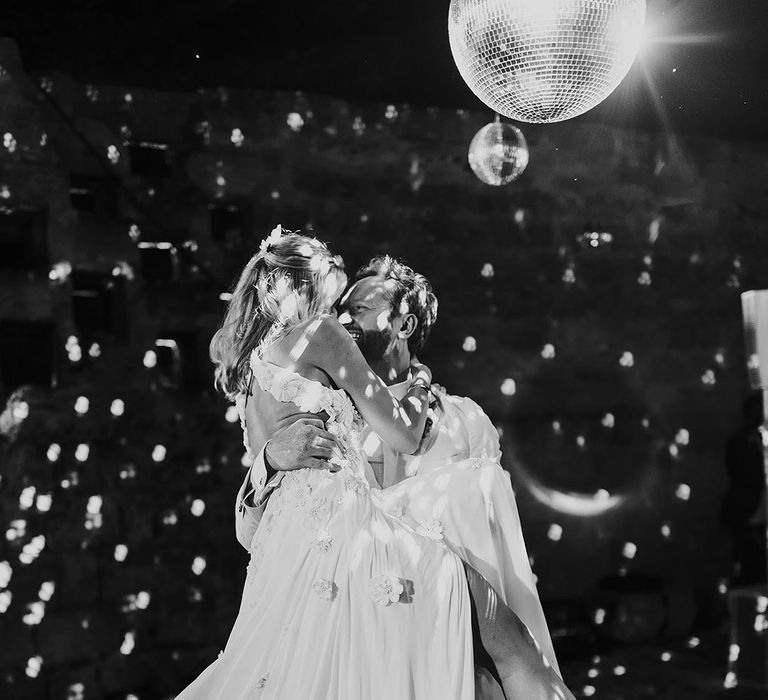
[410,357,432,388]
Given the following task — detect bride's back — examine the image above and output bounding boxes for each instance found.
[242,317,336,454]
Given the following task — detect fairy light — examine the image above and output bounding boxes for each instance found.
[0,561,11,588]
[143,350,157,368]
[152,445,167,462]
[352,116,365,135]
[547,524,562,542]
[192,556,207,575]
[25,655,43,678]
[75,444,90,462]
[541,344,555,359]
[49,261,72,282]
[480,263,495,278]
[500,378,517,396]
[7,519,26,541]
[619,351,634,367]
[114,544,128,562]
[0,591,11,613]
[74,396,89,415]
[110,399,125,417]
[287,113,304,131]
[23,601,45,625]
[601,413,615,428]
[225,406,239,423]
[85,496,103,530]
[613,665,626,676]
[594,608,606,624]
[622,542,637,559]
[231,128,244,146]
[20,535,46,565]
[120,631,136,655]
[462,336,477,352]
[69,683,85,700]
[191,499,206,517]
[675,484,691,500]
[119,465,136,480]
[19,486,36,510]
[107,145,120,164]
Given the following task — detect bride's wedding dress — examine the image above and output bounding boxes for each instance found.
[175,356,476,699]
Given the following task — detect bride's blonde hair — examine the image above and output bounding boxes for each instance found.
[210,227,346,400]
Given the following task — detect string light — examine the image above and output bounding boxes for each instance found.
[500,378,517,396]
[287,113,304,131]
[192,556,207,575]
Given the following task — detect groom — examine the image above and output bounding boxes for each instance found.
[234,256,566,699]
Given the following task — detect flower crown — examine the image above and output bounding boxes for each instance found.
[258,224,285,256]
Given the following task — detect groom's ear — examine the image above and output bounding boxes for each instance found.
[398,313,418,340]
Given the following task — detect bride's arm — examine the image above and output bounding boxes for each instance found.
[305,315,430,454]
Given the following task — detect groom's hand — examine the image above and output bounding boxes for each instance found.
[264,418,340,473]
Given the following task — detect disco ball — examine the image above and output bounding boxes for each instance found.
[468,121,529,186]
[448,0,646,123]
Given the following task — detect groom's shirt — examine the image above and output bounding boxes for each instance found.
[234,380,502,550]
[360,377,410,488]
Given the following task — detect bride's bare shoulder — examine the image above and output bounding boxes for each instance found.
[266,315,353,368]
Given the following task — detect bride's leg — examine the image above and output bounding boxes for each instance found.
[465,565,576,700]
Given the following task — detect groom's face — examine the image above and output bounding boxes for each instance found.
[337,277,400,363]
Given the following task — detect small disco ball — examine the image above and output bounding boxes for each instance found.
[449,0,646,123]
[468,121,529,186]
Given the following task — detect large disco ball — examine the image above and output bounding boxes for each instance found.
[468,121,529,186]
[448,0,646,123]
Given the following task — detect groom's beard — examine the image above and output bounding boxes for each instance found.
[344,322,391,364]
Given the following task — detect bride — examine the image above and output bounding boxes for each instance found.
[176,229,477,698]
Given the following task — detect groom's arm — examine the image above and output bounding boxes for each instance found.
[234,418,339,550]
[234,446,282,550]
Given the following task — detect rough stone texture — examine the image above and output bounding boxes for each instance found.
[0,38,766,698]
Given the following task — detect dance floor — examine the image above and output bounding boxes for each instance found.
[559,625,767,699]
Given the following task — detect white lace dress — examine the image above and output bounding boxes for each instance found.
[175,357,475,700]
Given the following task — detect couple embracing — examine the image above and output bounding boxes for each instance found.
[176,226,574,699]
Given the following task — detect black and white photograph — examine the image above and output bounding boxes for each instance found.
[1,1,768,698]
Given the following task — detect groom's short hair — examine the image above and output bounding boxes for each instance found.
[355,256,438,354]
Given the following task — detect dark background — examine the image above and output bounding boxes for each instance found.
[1,0,767,697]
[4,0,768,139]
